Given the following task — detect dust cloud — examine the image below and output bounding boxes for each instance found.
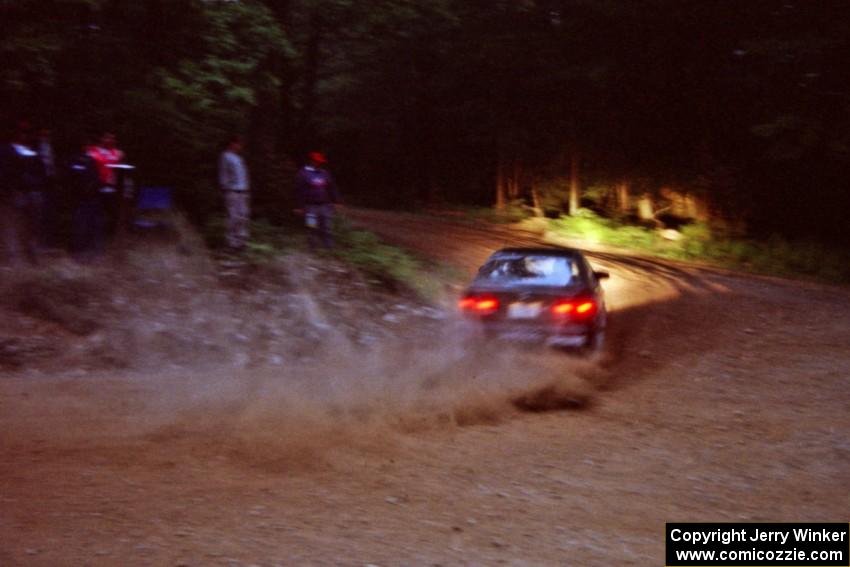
[4,239,606,465]
[132,321,604,469]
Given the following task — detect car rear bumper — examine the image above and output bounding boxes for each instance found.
[478,321,595,347]
[545,335,588,347]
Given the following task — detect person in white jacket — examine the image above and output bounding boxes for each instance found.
[218,135,250,250]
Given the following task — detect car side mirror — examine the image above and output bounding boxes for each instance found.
[594,270,610,280]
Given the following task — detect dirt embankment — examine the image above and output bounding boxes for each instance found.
[0,243,440,375]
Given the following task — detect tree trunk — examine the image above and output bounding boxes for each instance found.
[495,158,506,211]
[637,193,654,221]
[265,0,296,156]
[568,150,580,215]
[507,159,521,200]
[617,181,630,214]
[530,187,543,217]
[296,8,323,152]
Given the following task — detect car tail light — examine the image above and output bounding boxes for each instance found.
[551,301,574,315]
[551,299,597,320]
[459,295,500,315]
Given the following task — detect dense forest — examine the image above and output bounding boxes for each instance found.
[2,0,849,245]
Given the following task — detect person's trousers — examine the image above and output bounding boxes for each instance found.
[100,187,120,237]
[0,193,40,265]
[40,178,60,247]
[305,203,334,249]
[224,190,250,249]
[72,197,105,260]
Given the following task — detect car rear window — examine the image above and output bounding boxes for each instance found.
[475,254,580,287]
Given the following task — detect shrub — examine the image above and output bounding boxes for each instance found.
[550,208,657,249]
[333,218,437,298]
[204,216,300,264]
[545,210,849,283]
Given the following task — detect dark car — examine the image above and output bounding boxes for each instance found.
[459,247,609,352]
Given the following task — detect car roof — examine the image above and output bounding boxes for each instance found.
[489,246,584,258]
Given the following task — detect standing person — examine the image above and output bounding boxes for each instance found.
[218,135,251,251]
[36,127,56,181]
[295,151,340,249]
[36,127,59,248]
[0,122,44,264]
[0,127,24,265]
[87,131,125,236]
[66,139,105,261]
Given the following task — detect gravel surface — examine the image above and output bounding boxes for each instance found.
[2,213,849,566]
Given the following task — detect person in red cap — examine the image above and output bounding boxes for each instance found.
[294,151,340,248]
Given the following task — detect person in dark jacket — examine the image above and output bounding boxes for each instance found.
[0,122,44,264]
[36,127,60,248]
[66,139,105,260]
[294,151,340,249]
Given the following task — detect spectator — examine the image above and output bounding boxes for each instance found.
[0,128,21,265]
[66,139,105,261]
[87,131,125,236]
[0,121,44,264]
[36,127,57,181]
[295,151,340,249]
[36,127,60,247]
[218,135,251,251]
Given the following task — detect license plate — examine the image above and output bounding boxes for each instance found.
[500,329,543,342]
[507,301,542,319]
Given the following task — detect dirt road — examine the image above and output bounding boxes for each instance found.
[2,210,849,566]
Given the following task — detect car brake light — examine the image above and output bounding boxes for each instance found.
[576,301,595,314]
[459,296,499,314]
[551,301,574,315]
[551,299,596,319]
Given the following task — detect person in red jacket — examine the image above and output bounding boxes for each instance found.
[88,132,124,186]
[87,131,125,236]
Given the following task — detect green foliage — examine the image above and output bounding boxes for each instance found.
[156,0,289,112]
[201,214,447,294]
[2,0,290,226]
[678,222,713,257]
[550,209,658,249]
[531,176,570,214]
[203,216,300,265]
[124,0,290,198]
[333,218,438,299]
[2,0,848,250]
[206,213,444,293]
[546,213,850,284]
[0,0,75,93]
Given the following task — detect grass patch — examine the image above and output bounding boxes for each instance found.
[333,217,452,300]
[549,209,658,249]
[203,214,452,298]
[204,216,302,264]
[546,209,850,284]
